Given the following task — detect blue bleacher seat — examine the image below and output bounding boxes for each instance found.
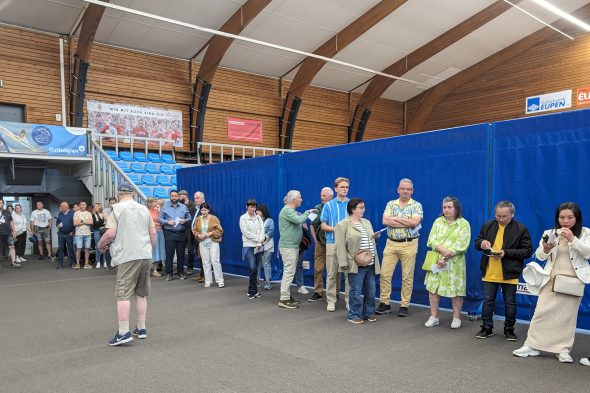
[130,163,146,174]
[156,175,172,186]
[148,152,162,163]
[145,163,159,174]
[153,187,168,199]
[119,151,133,161]
[105,150,120,161]
[127,173,141,184]
[142,174,157,186]
[116,162,132,173]
[134,152,148,162]
[160,164,174,175]
[162,153,175,164]
[170,175,177,185]
[139,186,152,197]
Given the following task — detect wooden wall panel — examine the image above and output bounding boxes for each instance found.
[417,32,590,132]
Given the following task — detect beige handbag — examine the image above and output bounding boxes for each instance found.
[552,274,585,297]
[354,249,373,266]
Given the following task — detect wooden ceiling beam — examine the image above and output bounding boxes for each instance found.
[406,3,590,133]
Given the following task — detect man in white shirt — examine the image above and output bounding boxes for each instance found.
[29,201,53,260]
[73,201,93,269]
[98,182,156,346]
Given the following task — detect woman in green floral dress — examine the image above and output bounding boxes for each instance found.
[424,196,471,329]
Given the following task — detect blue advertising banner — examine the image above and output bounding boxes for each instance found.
[0,121,87,157]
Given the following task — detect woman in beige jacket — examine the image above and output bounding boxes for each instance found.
[335,198,381,324]
[192,203,224,287]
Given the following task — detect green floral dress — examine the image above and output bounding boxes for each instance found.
[424,216,471,297]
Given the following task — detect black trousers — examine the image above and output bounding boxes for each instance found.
[164,229,186,275]
[15,233,27,256]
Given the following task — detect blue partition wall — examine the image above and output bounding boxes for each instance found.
[177,108,590,329]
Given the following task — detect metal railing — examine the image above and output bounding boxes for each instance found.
[90,137,147,206]
[196,142,297,164]
[92,132,176,161]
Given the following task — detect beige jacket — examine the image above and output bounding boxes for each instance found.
[335,217,380,275]
[192,215,223,242]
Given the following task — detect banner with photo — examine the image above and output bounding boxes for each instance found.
[87,100,183,147]
[0,121,87,156]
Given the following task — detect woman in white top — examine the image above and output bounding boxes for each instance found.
[513,202,590,364]
[11,204,28,263]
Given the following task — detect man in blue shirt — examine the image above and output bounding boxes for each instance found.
[56,201,75,269]
[158,190,191,281]
[320,177,350,312]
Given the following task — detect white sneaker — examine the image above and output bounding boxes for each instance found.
[95,263,100,269]
[20,256,27,262]
[513,346,540,358]
[218,282,225,288]
[16,257,23,263]
[580,357,590,366]
[424,316,440,328]
[204,282,211,288]
[326,303,336,312]
[451,318,462,329]
[297,286,309,295]
[556,353,573,363]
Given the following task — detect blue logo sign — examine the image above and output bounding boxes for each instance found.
[31,126,52,146]
[526,97,540,113]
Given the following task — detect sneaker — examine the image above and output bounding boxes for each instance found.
[186,268,194,275]
[326,303,336,312]
[20,256,27,262]
[95,263,101,269]
[204,282,211,288]
[347,318,364,324]
[512,346,540,358]
[132,327,147,339]
[197,276,205,283]
[166,273,173,281]
[48,255,55,260]
[398,307,409,317]
[264,282,272,290]
[107,331,133,346]
[556,353,573,363]
[297,286,309,295]
[504,328,518,341]
[11,261,22,268]
[375,303,391,315]
[16,256,23,263]
[308,293,323,302]
[278,299,299,309]
[289,296,301,305]
[475,326,494,339]
[150,271,161,278]
[424,316,440,328]
[84,264,93,269]
[218,282,225,288]
[178,274,186,280]
[579,357,590,366]
[74,263,80,270]
[451,318,462,329]
[364,315,378,322]
[246,292,262,300]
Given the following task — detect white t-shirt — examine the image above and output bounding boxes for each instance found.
[30,209,52,228]
[106,199,154,267]
[74,211,92,236]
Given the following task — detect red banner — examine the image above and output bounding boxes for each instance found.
[577,87,590,106]
[227,117,262,143]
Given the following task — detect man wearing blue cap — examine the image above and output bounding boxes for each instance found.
[98,182,156,346]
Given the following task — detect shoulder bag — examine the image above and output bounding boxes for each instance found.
[354,249,373,267]
[552,274,585,297]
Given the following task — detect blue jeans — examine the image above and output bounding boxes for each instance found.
[348,265,376,320]
[92,229,103,263]
[244,247,262,296]
[258,249,273,281]
[482,281,517,329]
[294,251,304,287]
[57,232,74,267]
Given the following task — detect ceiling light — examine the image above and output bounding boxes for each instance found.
[503,0,573,40]
[530,0,590,31]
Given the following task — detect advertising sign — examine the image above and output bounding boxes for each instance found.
[576,87,590,106]
[227,117,263,143]
[525,90,572,114]
[87,100,183,147]
[0,122,87,156]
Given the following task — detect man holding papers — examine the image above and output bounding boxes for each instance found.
[474,201,532,340]
[376,178,423,317]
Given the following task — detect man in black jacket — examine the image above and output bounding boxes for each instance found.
[474,201,532,341]
[178,190,196,276]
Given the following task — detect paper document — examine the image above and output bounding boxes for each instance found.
[308,212,317,221]
[408,223,422,237]
[431,263,449,274]
[174,217,181,227]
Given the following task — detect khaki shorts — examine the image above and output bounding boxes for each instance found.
[115,259,152,301]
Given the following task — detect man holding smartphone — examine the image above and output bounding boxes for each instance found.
[474,201,533,340]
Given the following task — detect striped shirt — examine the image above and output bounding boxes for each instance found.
[321,197,349,244]
[354,222,375,265]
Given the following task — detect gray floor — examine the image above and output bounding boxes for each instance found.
[1,258,589,393]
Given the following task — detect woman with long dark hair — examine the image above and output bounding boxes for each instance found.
[514,202,590,364]
[12,204,28,263]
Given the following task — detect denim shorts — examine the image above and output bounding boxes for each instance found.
[75,235,91,249]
